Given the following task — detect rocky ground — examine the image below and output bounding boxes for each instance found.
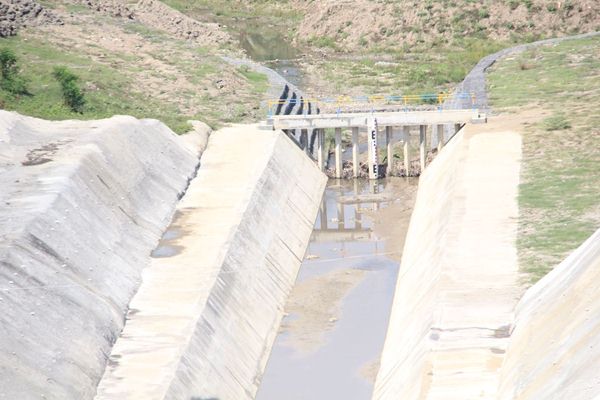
[0,0,62,37]
[292,0,600,51]
[71,0,231,46]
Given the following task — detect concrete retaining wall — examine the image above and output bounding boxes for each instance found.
[0,111,203,399]
[373,124,522,399]
[95,126,327,400]
[498,228,600,400]
[372,130,466,400]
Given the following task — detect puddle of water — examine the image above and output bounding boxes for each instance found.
[150,228,182,258]
[231,19,304,87]
[256,178,414,400]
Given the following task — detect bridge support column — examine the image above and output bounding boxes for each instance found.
[454,123,462,135]
[420,125,427,173]
[352,127,359,178]
[304,129,312,156]
[367,118,379,180]
[386,126,393,176]
[403,126,410,176]
[437,124,445,152]
[335,127,342,179]
[317,129,325,172]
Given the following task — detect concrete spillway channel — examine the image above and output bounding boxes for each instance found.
[6,109,599,399]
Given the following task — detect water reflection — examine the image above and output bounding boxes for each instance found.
[256,179,409,400]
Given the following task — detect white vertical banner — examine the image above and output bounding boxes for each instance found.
[367,117,379,180]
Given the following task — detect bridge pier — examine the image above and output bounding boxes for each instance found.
[317,129,325,172]
[455,123,462,135]
[305,129,312,157]
[419,125,427,173]
[436,124,445,152]
[386,126,393,176]
[403,126,410,176]
[367,118,379,180]
[352,127,359,178]
[335,127,342,179]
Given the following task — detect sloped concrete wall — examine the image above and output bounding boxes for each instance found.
[373,125,522,399]
[95,126,327,400]
[498,228,600,400]
[372,131,466,400]
[0,111,202,400]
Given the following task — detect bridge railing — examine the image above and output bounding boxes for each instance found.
[266,91,476,117]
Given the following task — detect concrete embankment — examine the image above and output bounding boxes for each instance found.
[497,228,600,399]
[0,111,206,399]
[373,123,523,399]
[95,125,327,400]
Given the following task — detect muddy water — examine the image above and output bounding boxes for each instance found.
[235,21,304,88]
[256,178,417,400]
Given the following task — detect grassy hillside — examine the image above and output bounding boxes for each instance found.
[487,36,600,283]
[174,0,598,96]
[0,1,268,132]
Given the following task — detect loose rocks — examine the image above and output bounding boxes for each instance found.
[0,0,62,37]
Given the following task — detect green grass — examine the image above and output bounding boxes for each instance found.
[0,35,194,133]
[0,15,272,133]
[487,36,600,283]
[314,38,506,95]
[161,0,301,22]
[237,65,269,94]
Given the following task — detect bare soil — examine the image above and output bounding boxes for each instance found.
[70,0,230,46]
[279,268,368,355]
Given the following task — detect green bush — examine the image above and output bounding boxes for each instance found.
[0,48,29,95]
[52,66,85,113]
[541,114,571,131]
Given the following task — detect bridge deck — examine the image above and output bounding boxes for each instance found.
[270,109,484,130]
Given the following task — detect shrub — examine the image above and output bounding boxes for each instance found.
[52,66,85,113]
[507,0,520,11]
[0,48,29,95]
[542,114,571,131]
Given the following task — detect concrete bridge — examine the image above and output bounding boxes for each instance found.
[266,107,486,179]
